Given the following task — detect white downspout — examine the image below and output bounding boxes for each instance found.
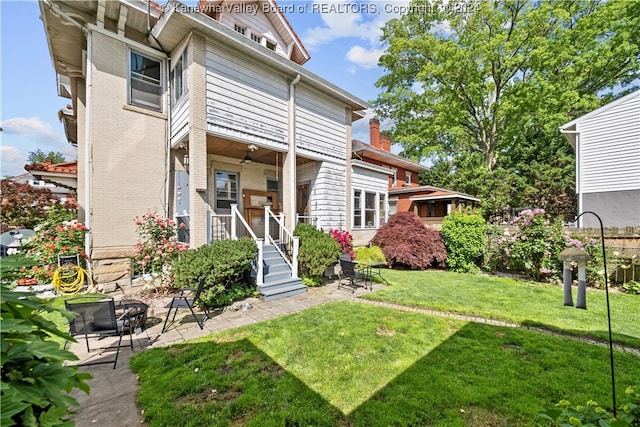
[287,74,301,229]
[84,30,93,277]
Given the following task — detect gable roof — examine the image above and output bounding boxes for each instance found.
[392,185,480,202]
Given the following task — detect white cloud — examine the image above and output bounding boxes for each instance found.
[302,0,394,48]
[0,117,63,142]
[346,45,384,69]
[0,146,27,178]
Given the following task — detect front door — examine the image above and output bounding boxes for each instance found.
[296,183,310,223]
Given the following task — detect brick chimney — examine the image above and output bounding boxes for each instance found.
[380,135,391,152]
[369,118,380,149]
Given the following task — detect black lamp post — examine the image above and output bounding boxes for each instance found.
[558,211,616,417]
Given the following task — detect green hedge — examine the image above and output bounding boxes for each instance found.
[294,223,340,280]
[440,211,487,273]
[171,238,257,307]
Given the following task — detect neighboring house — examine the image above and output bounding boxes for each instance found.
[350,119,480,245]
[39,0,368,299]
[560,90,640,228]
[24,160,78,194]
[7,172,74,204]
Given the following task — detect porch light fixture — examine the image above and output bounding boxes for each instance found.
[183,153,189,172]
[558,210,616,417]
[241,151,253,164]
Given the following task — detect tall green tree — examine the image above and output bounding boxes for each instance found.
[375,0,640,218]
[28,149,66,164]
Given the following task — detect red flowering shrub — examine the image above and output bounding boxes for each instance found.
[371,212,447,270]
[329,229,354,259]
[131,212,189,279]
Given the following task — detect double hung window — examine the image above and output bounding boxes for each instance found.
[129,50,162,111]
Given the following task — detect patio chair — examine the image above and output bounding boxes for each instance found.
[162,276,210,333]
[338,254,366,293]
[64,297,133,369]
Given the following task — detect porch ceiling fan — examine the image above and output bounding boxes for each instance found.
[241,144,258,164]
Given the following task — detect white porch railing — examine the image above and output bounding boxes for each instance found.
[210,205,264,287]
[264,206,299,278]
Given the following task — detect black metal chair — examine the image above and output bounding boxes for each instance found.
[338,254,366,293]
[162,276,210,333]
[64,297,133,369]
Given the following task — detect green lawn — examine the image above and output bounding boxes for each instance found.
[365,269,640,349]
[131,271,640,426]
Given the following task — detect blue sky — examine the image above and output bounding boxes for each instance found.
[0,0,405,178]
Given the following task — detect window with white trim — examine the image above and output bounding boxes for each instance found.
[171,47,188,103]
[266,40,276,51]
[129,50,162,111]
[353,190,361,228]
[365,192,376,227]
[406,171,412,185]
[353,190,387,229]
[391,169,397,187]
[215,171,238,212]
[234,23,246,35]
[378,193,387,227]
[250,33,262,44]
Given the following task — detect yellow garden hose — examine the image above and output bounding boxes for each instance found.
[52,265,93,295]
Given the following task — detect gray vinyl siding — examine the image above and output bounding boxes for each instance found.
[296,84,347,163]
[582,190,640,227]
[298,161,347,230]
[578,94,640,194]
[171,95,189,144]
[205,42,289,148]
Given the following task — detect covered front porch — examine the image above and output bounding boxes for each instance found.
[171,136,340,300]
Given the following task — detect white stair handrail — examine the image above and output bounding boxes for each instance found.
[264,206,299,278]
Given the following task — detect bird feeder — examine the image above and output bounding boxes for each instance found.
[558,247,591,309]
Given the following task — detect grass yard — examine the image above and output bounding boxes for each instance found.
[131,300,640,426]
[364,269,640,349]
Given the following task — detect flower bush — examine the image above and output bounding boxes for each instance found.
[329,229,354,259]
[491,208,601,283]
[131,212,188,284]
[23,204,86,282]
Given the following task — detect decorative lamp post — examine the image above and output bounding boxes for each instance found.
[559,211,616,417]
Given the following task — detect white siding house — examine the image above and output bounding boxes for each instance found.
[39,0,368,298]
[560,90,640,228]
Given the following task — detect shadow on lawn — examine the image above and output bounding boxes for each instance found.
[131,321,640,427]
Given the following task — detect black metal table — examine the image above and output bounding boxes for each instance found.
[115,299,149,331]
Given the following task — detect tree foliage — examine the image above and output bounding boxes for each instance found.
[28,149,66,165]
[375,0,640,219]
[0,180,57,232]
[371,212,447,269]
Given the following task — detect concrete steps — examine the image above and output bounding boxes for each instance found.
[258,245,306,301]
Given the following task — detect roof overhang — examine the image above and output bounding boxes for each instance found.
[152,0,368,115]
[352,159,395,175]
[409,194,480,202]
[353,141,428,172]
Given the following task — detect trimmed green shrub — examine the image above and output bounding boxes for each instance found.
[1,285,92,426]
[294,223,340,280]
[371,212,447,270]
[440,211,486,273]
[354,245,386,265]
[171,238,257,307]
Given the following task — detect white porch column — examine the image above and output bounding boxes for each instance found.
[283,74,301,230]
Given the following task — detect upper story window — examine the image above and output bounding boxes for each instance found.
[391,169,397,187]
[234,23,246,35]
[266,40,276,51]
[406,171,412,185]
[172,47,188,104]
[129,50,162,112]
[250,33,262,44]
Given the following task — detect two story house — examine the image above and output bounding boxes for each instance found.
[39,0,368,299]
